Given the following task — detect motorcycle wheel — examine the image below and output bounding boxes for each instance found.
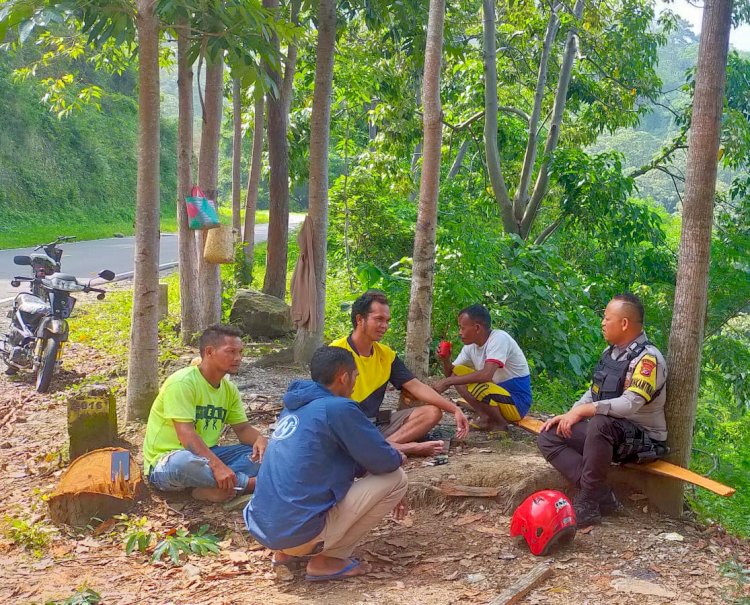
[35,338,59,393]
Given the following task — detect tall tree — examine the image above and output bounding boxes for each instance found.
[292,0,337,363]
[404,0,445,377]
[126,0,161,420]
[197,57,224,328]
[262,0,300,299]
[231,77,243,233]
[176,16,201,344]
[243,92,264,274]
[663,0,734,515]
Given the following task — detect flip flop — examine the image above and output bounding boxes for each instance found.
[305,558,363,582]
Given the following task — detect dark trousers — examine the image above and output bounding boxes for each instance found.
[537,415,638,495]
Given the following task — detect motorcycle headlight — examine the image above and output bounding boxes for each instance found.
[42,277,84,292]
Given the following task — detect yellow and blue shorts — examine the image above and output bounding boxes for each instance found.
[453,364,523,422]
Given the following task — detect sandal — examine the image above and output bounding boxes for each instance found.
[305,558,366,582]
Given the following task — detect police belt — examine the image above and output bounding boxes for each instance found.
[613,421,669,464]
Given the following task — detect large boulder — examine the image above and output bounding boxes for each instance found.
[230,289,293,338]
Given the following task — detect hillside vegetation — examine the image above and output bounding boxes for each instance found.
[0,51,177,249]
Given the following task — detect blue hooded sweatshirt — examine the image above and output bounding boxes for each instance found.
[243,379,403,550]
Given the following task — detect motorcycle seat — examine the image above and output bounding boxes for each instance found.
[16,293,51,315]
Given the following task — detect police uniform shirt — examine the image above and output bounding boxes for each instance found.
[573,332,667,441]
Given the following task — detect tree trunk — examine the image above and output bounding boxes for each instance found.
[197,58,224,328]
[243,93,264,274]
[126,0,161,421]
[262,0,299,300]
[662,0,733,515]
[231,78,242,234]
[176,18,200,344]
[292,0,336,363]
[482,0,516,235]
[520,0,585,239]
[513,4,560,220]
[404,0,445,378]
[447,139,469,180]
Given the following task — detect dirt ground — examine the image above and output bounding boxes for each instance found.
[0,339,748,605]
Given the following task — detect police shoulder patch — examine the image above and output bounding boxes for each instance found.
[627,354,658,400]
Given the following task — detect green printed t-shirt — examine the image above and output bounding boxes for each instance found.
[142,366,248,473]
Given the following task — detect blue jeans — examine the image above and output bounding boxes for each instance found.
[148,444,261,493]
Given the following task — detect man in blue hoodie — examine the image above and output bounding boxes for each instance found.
[244,346,408,581]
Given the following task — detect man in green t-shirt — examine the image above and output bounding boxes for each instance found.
[143,324,267,502]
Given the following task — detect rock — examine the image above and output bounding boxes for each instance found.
[610,578,675,598]
[658,532,685,542]
[182,563,201,579]
[467,573,486,584]
[229,289,293,338]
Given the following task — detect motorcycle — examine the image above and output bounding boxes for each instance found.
[0,259,115,393]
[24,235,76,299]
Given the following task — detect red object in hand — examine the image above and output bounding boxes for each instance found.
[437,340,452,359]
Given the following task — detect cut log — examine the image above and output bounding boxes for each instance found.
[440,483,500,498]
[48,448,144,528]
[486,562,553,605]
[67,385,118,460]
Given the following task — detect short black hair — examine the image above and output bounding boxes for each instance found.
[310,346,356,386]
[613,293,645,324]
[199,324,243,355]
[350,289,389,328]
[458,304,492,331]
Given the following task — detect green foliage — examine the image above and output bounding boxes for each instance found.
[67,278,182,368]
[115,514,157,555]
[0,47,177,250]
[151,525,221,565]
[45,587,102,605]
[2,515,53,558]
[720,560,750,604]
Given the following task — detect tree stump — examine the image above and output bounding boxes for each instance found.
[48,448,144,527]
[67,385,118,460]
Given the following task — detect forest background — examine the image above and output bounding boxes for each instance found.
[1,0,749,537]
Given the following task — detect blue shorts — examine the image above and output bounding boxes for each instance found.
[147,444,261,492]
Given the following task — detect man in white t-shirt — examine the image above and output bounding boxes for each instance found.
[433,305,532,431]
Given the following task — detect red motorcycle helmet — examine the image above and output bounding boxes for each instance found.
[510,490,577,556]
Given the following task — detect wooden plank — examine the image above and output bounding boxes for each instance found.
[510,415,735,497]
[486,562,553,605]
[627,459,735,497]
[439,483,500,498]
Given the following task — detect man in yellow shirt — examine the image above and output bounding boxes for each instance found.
[143,325,267,502]
[331,291,469,456]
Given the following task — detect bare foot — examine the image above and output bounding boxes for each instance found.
[469,416,509,432]
[397,440,445,456]
[306,555,371,579]
[191,487,235,502]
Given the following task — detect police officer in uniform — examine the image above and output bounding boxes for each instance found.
[537,293,668,526]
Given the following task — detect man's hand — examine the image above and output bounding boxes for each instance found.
[540,410,582,438]
[251,435,268,463]
[392,496,409,521]
[454,408,470,439]
[209,460,237,490]
[432,378,451,394]
[540,415,563,433]
[555,410,584,438]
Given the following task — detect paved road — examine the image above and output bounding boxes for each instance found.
[0,217,304,304]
